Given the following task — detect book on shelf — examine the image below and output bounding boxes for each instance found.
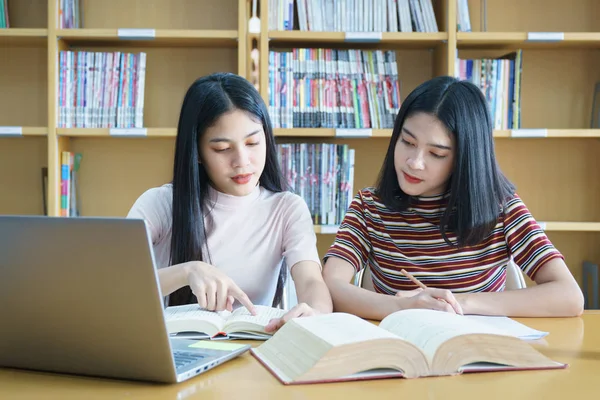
[269,48,401,129]
[59,0,81,28]
[61,151,82,217]
[251,309,565,384]
[456,0,472,32]
[277,143,355,225]
[164,304,287,340]
[0,0,9,28]
[269,0,438,33]
[41,167,48,216]
[456,50,523,129]
[58,50,147,129]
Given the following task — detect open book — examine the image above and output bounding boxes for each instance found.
[251,309,565,384]
[164,304,287,340]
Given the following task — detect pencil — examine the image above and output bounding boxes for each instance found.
[400,269,428,290]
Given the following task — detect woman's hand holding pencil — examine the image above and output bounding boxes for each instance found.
[395,269,464,315]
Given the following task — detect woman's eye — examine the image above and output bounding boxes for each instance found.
[431,153,446,159]
[247,141,260,146]
[214,148,229,153]
[401,137,415,146]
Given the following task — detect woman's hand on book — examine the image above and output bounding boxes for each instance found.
[183,261,257,315]
[395,288,424,298]
[264,302,319,333]
[399,288,463,315]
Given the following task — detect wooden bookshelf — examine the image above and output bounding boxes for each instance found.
[0,28,48,46]
[41,0,247,218]
[269,31,448,48]
[0,0,48,216]
[274,128,394,138]
[464,0,600,33]
[261,0,600,290]
[0,0,598,291]
[457,32,600,49]
[57,128,177,138]
[276,128,600,139]
[1,0,47,31]
[0,127,47,137]
[57,29,239,47]
[493,129,600,138]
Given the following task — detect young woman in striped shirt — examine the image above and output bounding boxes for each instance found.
[323,76,584,319]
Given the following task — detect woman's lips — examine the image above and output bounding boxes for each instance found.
[232,173,252,185]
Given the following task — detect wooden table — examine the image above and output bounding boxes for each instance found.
[1,311,599,399]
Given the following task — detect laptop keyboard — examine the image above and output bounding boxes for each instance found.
[173,351,206,369]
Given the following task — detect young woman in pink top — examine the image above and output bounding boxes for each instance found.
[127,73,332,332]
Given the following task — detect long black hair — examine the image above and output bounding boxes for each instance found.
[376,76,515,247]
[168,72,286,307]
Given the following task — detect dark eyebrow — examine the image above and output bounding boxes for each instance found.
[209,129,261,143]
[402,127,452,151]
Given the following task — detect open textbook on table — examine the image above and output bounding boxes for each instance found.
[165,304,287,340]
[251,309,563,384]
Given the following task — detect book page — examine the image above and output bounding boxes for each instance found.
[291,313,400,347]
[464,315,548,340]
[225,305,287,330]
[379,309,514,361]
[164,304,228,332]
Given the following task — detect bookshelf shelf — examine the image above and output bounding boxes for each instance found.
[457,32,600,49]
[268,31,448,48]
[56,29,239,47]
[274,128,393,138]
[0,127,47,137]
[20,127,47,136]
[57,128,176,138]
[0,28,48,37]
[493,130,600,138]
[276,129,600,139]
[0,28,48,45]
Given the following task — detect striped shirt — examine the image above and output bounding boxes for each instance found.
[324,187,563,294]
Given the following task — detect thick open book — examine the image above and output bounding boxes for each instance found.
[251,309,565,384]
[164,304,287,340]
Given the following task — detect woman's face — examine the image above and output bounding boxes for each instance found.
[199,109,267,196]
[394,112,456,197]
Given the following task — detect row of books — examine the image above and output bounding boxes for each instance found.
[1,0,80,29]
[0,0,8,28]
[277,143,355,226]
[59,0,81,28]
[61,151,82,217]
[58,50,147,129]
[269,0,438,33]
[268,49,401,129]
[456,50,523,130]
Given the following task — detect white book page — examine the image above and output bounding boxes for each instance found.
[226,305,287,328]
[379,309,512,359]
[464,315,548,340]
[164,304,228,331]
[292,313,400,347]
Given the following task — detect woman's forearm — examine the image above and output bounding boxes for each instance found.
[458,281,584,317]
[157,263,189,296]
[295,278,333,313]
[326,277,403,320]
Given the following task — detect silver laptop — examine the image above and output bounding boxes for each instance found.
[0,215,250,383]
